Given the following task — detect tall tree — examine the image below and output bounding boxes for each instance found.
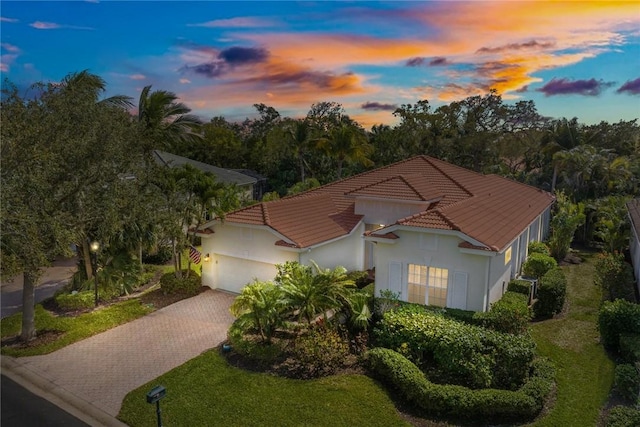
[136,85,202,153]
[316,123,373,179]
[1,72,143,340]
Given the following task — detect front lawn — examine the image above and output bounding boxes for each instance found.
[1,299,153,357]
[528,251,615,426]
[118,349,410,427]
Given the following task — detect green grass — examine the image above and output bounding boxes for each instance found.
[160,247,203,274]
[1,299,153,357]
[528,251,615,427]
[118,349,410,427]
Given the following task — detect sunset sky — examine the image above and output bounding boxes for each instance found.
[2,1,639,128]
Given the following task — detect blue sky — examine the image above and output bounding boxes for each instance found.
[2,1,639,127]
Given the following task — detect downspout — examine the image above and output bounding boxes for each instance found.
[484,255,492,312]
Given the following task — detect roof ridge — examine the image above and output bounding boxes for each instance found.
[422,156,474,197]
[434,209,461,231]
[261,204,271,226]
[398,175,427,201]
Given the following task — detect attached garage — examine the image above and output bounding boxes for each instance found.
[211,254,278,294]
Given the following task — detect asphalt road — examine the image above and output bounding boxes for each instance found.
[1,280,70,319]
[1,375,90,427]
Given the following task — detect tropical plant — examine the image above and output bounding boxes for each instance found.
[277,261,355,325]
[229,281,285,343]
[136,85,202,152]
[548,191,585,261]
[316,122,373,179]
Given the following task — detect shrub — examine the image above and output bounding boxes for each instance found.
[607,405,640,427]
[286,327,351,378]
[507,279,533,297]
[594,252,636,303]
[373,305,535,389]
[226,323,284,368]
[364,348,554,424]
[160,270,201,295]
[474,292,531,335]
[534,267,567,319]
[142,245,173,265]
[55,291,95,311]
[528,241,551,256]
[346,270,373,289]
[361,282,375,296]
[620,334,640,363]
[598,300,640,352]
[522,253,558,279]
[614,364,640,404]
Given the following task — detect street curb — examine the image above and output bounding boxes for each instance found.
[1,355,129,427]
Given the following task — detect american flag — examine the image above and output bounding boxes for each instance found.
[189,246,201,264]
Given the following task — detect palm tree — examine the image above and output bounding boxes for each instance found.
[136,85,202,152]
[285,118,313,183]
[316,123,373,179]
[278,261,355,325]
[59,70,133,109]
[230,281,285,343]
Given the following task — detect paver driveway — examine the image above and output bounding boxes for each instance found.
[18,290,235,417]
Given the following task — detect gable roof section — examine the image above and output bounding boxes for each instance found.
[211,156,554,251]
[628,198,640,240]
[153,150,256,186]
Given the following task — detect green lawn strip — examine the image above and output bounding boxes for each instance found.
[118,350,410,427]
[1,300,153,357]
[528,252,615,426]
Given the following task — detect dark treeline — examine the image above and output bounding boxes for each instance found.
[169,91,639,205]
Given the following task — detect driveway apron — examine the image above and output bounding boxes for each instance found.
[18,290,235,417]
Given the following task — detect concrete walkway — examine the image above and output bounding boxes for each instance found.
[2,289,235,423]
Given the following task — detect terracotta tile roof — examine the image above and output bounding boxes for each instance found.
[628,198,640,238]
[213,156,554,251]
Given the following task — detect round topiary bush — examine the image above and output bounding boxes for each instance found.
[522,253,558,279]
[160,270,201,295]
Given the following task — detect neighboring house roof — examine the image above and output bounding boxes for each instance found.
[205,156,554,251]
[628,198,640,239]
[152,150,257,187]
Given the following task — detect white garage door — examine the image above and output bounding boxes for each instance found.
[215,254,278,294]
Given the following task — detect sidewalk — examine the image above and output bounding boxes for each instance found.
[1,289,235,426]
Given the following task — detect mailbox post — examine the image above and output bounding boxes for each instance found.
[146,385,166,427]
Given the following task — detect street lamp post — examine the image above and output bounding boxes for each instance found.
[89,240,100,307]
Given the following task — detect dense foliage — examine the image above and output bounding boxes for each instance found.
[373,304,536,389]
[594,252,636,302]
[474,291,531,335]
[598,299,640,352]
[364,347,554,424]
[534,267,567,319]
[522,252,558,279]
[159,270,202,295]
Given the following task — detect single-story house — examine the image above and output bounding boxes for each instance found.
[627,198,640,296]
[152,150,258,200]
[198,156,554,312]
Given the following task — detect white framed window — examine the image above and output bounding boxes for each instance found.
[407,264,449,307]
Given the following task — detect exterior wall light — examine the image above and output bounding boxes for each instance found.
[203,253,211,262]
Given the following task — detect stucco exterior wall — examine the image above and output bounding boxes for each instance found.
[201,223,296,291]
[354,199,429,225]
[299,223,365,272]
[374,230,488,311]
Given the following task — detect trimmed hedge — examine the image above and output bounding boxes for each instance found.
[373,305,535,389]
[160,270,201,295]
[534,267,567,319]
[365,347,554,425]
[607,405,640,427]
[507,279,532,297]
[528,241,551,256]
[599,300,640,352]
[55,291,95,310]
[475,292,531,335]
[620,334,640,363]
[614,363,640,404]
[522,253,557,279]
